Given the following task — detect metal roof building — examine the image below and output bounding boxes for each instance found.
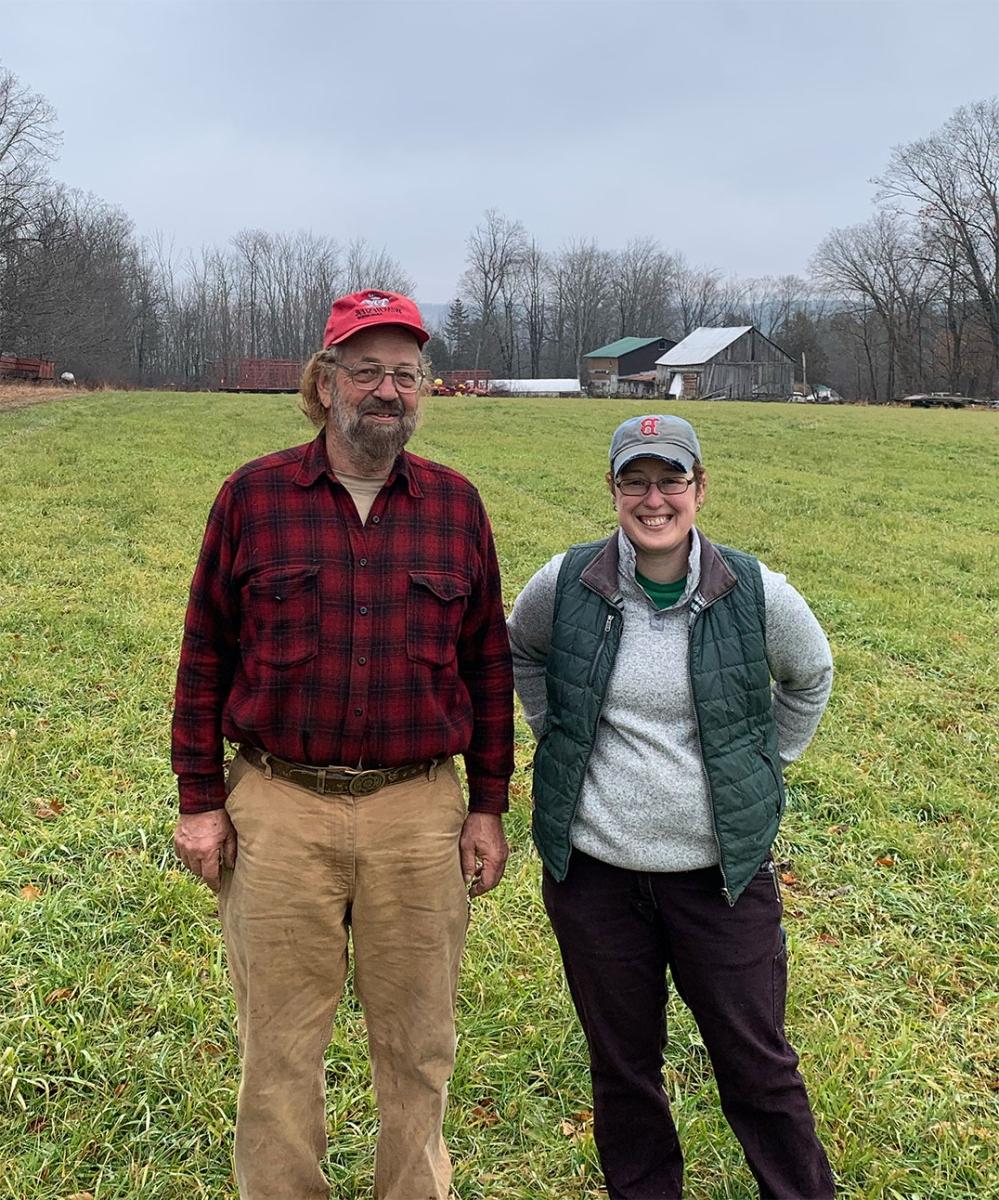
[583,335,674,396]
[585,336,667,359]
[655,326,793,401]
[656,327,753,366]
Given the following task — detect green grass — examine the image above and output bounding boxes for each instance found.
[1,393,997,1199]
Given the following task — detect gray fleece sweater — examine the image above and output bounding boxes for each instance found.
[507,529,833,873]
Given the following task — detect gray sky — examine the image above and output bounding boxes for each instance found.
[3,0,998,304]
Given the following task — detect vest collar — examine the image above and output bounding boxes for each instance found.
[695,530,738,604]
[580,527,737,607]
[579,534,622,603]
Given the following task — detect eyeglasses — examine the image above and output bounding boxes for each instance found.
[616,475,694,497]
[334,361,425,393]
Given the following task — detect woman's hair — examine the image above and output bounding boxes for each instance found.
[298,345,434,427]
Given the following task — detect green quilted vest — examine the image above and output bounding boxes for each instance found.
[532,532,784,905]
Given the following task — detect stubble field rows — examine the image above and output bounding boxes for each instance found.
[1,392,997,1198]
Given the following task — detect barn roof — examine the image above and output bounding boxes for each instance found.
[585,336,664,359]
[655,326,752,366]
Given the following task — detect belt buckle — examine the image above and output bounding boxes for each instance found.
[348,769,386,797]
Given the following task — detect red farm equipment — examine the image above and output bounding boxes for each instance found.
[0,354,55,382]
[441,370,490,396]
[213,359,305,392]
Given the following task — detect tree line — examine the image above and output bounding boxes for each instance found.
[2,66,997,399]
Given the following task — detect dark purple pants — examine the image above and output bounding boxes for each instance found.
[543,851,835,1200]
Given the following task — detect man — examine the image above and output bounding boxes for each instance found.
[171,288,515,1200]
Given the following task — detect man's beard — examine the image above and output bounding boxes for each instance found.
[328,391,419,470]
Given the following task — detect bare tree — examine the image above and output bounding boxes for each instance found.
[828,303,887,402]
[813,212,934,397]
[668,257,738,337]
[876,98,999,394]
[0,68,61,349]
[549,239,613,378]
[231,229,273,358]
[342,237,414,296]
[611,237,675,337]
[0,68,60,243]
[736,274,816,340]
[461,209,527,368]
[520,240,548,377]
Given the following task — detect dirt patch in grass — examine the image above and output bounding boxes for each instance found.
[0,382,81,411]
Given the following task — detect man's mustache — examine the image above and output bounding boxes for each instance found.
[357,397,405,418]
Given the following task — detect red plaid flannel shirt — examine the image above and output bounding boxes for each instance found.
[172,433,514,815]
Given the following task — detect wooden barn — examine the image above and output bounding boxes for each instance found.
[655,327,793,400]
[584,336,674,396]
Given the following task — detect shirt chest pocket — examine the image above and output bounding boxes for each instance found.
[246,568,319,667]
[406,571,471,668]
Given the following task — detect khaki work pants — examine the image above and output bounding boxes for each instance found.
[218,752,470,1200]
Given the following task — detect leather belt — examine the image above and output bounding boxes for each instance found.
[240,746,437,797]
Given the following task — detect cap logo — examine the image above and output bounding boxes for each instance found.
[639,417,660,436]
[364,294,391,307]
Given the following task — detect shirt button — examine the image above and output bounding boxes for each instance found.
[359,606,368,615]
[371,515,380,524]
[354,707,363,716]
[359,557,368,566]
[358,656,367,665]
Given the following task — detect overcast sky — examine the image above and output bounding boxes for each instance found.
[3,0,998,304]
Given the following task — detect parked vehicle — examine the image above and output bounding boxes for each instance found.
[906,392,973,409]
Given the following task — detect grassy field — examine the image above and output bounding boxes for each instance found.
[1,392,997,1199]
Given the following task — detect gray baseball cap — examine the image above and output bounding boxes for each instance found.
[609,414,702,477]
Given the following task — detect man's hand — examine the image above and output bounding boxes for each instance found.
[173,810,237,893]
[459,812,508,899]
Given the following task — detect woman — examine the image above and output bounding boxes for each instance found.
[507,414,835,1199]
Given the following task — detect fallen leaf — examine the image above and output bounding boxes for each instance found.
[560,1120,576,1137]
[19,885,42,901]
[780,871,798,886]
[931,998,947,1018]
[817,932,840,944]
[34,798,64,820]
[827,886,852,898]
[45,987,74,1004]
[875,855,896,867]
[826,824,848,835]
[470,1099,500,1126]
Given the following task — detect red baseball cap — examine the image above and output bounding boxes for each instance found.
[322,289,431,350]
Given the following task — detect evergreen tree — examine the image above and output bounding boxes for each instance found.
[444,297,472,365]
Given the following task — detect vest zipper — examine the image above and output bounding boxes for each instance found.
[587,613,615,686]
[688,593,735,907]
[562,608,618,874]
